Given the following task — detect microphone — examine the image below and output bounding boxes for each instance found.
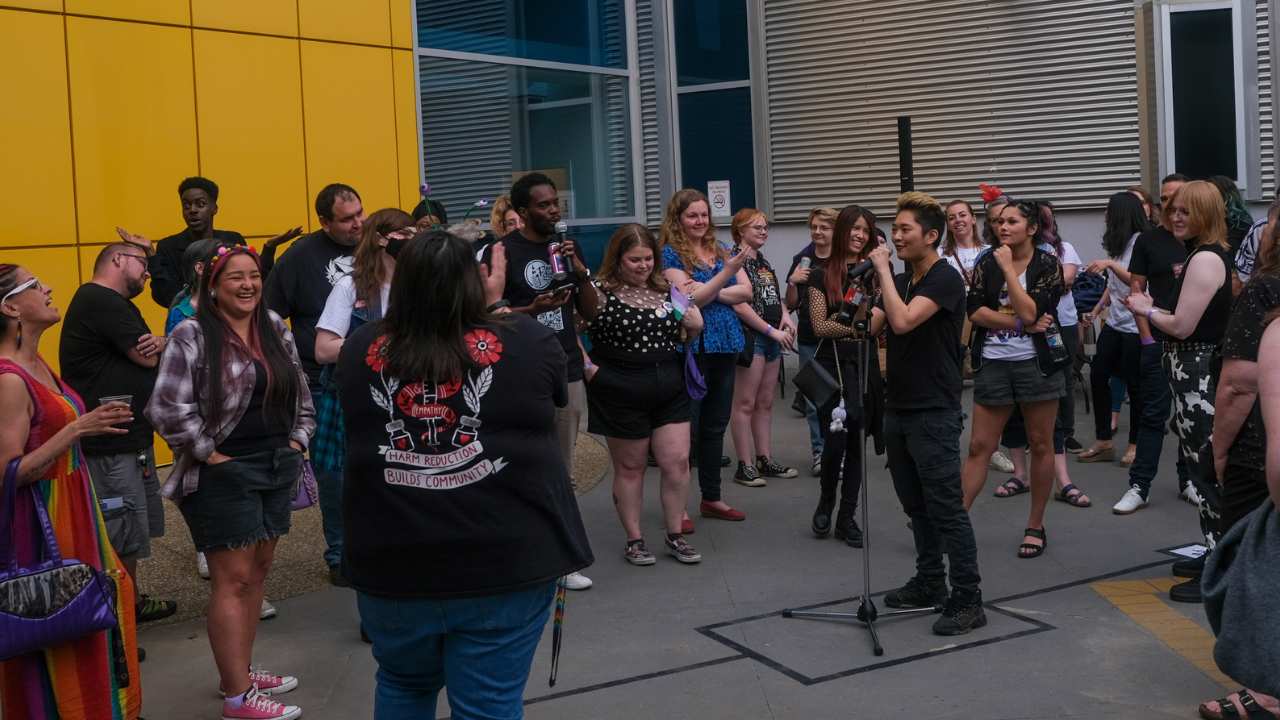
[549,220,570,282]
[554,220,568,240]
[798,257,812,270]
[846,259,874,281]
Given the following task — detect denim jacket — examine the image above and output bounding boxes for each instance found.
[145,311,315,499]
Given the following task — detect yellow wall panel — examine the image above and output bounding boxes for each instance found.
[1,247,82,373]
[67,18,198,245]
[194,31,310,237]
[298,0,390,46]
[191,0,299,37]
[0,11,77,248]
[3,0,62,10]
[301,42,400,214]
[390,0,413,49]
[393,50,420,210]
[65,0,190,25]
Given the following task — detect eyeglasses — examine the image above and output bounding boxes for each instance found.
[118,253,148,267]
[749,224,769,233]
[1,277,43,305]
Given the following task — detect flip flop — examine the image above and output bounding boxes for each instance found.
[1199,690,1280,720]
[993,477,1030,498]
[1055,483,1092,508]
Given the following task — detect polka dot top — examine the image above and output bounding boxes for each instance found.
[587,282,683,361]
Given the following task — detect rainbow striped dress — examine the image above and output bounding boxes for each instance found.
[0,358,141,720]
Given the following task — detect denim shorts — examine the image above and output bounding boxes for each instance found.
[973,358,1065,406]
[752,334,782,362]
[179,447,302,553]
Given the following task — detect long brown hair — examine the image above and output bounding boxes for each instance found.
[597,224,668,292]
[352,208,414,306]
[824,204,878,306]
[659,189,722,272]
[941,200,977,257]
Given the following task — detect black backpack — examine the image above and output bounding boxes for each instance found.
[1073,271,1106,316]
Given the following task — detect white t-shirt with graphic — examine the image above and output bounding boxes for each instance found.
[983,270,1037,362]
[316,274,391,339]
[944,246,983,286]
[1041,241,1081,327]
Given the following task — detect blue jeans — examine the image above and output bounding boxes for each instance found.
[1129,341,1187,495]
[358,582,555,720]
[796,342,824,457]
[689,353,737,502]
[315,468,344,568]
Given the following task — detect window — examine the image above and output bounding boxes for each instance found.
[418,1,627,69]
[668,0,756,216]
[416,0,639,251]
[1159,1,1248,186]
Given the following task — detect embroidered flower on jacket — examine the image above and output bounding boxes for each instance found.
[366,334,390,373]
[464,328,504,366]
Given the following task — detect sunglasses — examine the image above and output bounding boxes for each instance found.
[1,277,43,305]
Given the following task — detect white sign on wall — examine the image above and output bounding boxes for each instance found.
[707,180,731,219]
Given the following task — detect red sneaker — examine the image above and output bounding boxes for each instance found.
[699,501,746,521]
[681,516,696,535]
[222,687,301,720]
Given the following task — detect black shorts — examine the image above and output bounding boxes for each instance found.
[179,447,302,553]
[586,356,690,440]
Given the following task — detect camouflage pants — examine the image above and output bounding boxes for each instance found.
[1162,344,1221,548]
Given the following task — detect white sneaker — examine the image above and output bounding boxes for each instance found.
[197,552,210,580]
[260,599,277,620]
[989,451,1015,473]
[1112,486,1149,515]
[563,571,593,591]
[1180,484,1203,506]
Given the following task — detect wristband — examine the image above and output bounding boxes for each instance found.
[486,299,511,312]
[1146,308,1156,320]
[1014,317,1023,334]
[1141,336,1157,346]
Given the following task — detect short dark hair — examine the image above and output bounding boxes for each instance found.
[315,183,361,221]
[1161,172,1190,185]
[412,198,448,224]
[509,172,556,212]
[178,176,219,202]
[896,192,947,248]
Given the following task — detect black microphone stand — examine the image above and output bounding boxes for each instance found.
[782,319,939,657]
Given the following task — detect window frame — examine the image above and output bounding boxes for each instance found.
[413,0,645,228]
[1155,0,1252,191]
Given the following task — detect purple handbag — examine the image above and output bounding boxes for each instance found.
[0,458,120,661]
[291,459,319,512]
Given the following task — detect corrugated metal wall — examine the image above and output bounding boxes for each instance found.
[761,0,1143,219]
[1258,0,1275,197]
[636,0,665,223]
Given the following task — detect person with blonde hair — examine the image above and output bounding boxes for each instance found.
[586,224,705,564]
[660,189,752,524]
[1125,180,1235,603]
[727,208,797,488]
[786,207,837,475]
[489,195,523,236]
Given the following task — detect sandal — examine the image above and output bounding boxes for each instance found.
[1055,483,1092,508]
[1076,446,1115,463]
[1199,690,1280,720]
[1120,445,1136,466]
[1018,527,1047,559]
[993,477,1030,498]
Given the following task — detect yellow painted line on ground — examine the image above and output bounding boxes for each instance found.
[1091,578,1234,690]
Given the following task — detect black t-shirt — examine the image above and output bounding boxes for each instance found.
[490,231,585,382]
[1129,227,1187,340]
[1221,276,1280,471]
[786,245,828,345]
[150,228,246,308]
[881,259,966,411]
[337,315,593,598]
[59,283,157,455]
[1169,244,1234,344]
[217,360,291,457]
[265,230,355,389]
[743,253,784,327]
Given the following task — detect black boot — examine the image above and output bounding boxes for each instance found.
[811,494,835,537]
[833,502,863,548]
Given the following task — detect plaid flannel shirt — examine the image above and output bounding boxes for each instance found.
[145,311,316,499]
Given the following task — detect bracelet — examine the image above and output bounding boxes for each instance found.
[1141,336,1157,346]
[1146,307,1158,320]
[1014,317,1024,334]
[486,299,511,312]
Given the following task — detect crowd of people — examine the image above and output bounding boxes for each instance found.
[0,168,1277,720]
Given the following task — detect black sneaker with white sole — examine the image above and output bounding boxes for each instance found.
[734,461,767,487]
[665,535,702,564]
[756,456,798,479]
[884,576,948,609]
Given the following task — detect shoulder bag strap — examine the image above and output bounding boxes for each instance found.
[0,458,18,571]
